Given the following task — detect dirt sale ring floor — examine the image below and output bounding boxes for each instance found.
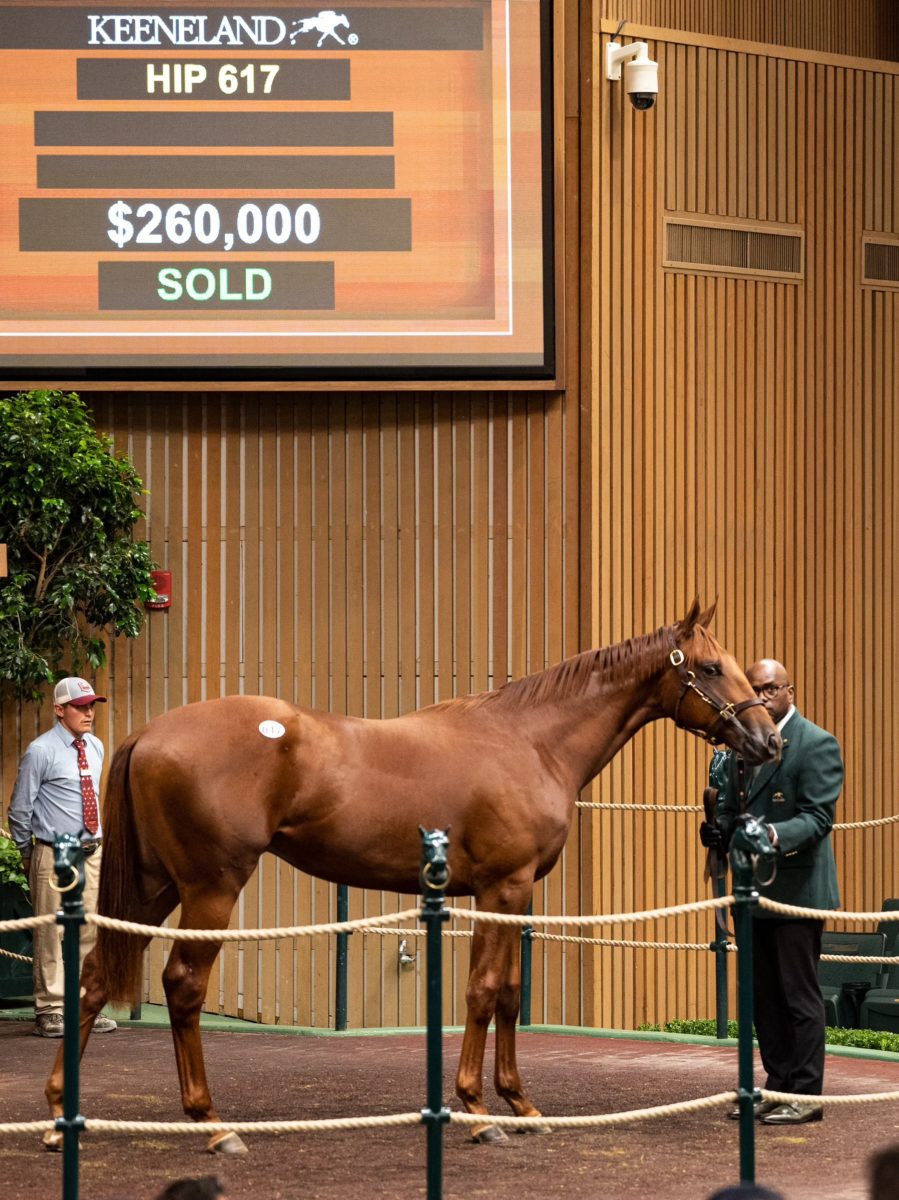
[2,1019,898,1200]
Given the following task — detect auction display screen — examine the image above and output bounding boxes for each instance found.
[0,0,553,383]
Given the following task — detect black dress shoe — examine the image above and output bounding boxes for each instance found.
[761,1101,823,1124]
[727,1098,781,1121]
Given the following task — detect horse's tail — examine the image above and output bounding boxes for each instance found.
[95,731,147,1005]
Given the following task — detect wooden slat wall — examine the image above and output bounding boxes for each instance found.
[589,19,899,1028]
[598,0,899,62]
[0,385,583,1027]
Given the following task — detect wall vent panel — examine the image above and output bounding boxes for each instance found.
[664,218,804,280]
[863,237,899,287]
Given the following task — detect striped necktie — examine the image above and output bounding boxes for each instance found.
[73,737,99,835]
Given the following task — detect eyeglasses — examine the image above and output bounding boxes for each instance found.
[752,683,791,699]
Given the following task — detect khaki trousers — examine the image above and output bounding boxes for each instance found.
[29,842,101,1017]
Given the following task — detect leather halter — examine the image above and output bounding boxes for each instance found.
[667,632,765,745]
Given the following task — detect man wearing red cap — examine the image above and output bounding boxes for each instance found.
[8,677,118,1036]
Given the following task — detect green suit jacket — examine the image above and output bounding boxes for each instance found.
[714,710,843,915]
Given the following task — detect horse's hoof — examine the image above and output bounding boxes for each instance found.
[471,1123,508,1144]
[206,1130,248,1155]
[514,1122,553,1136]
[42,1129,63,1152]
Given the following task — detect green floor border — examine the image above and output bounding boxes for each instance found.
[3,1001,898,1062]
[0,1000,465,1038]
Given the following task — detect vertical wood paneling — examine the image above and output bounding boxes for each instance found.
[0,379,578,1031]
[598,0,899,62]
[593,20,899,1029]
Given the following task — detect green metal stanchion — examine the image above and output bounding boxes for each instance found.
[729,815,776,1187]
[419,828,451,1200]
[711,872,730,1040]
[707,752,730,1039]
[53,833,87,1200]
[335,884,349,1031]
[519,903,533,1028]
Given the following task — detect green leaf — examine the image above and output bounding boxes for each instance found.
[0,832,29,891]
[0,390,156,701]
[635,1018,899,1054]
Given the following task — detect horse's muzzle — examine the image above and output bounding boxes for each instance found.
[741,728,783,766]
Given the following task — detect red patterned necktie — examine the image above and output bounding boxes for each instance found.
[73,737,99,835]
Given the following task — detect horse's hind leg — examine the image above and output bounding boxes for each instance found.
[43,884,178,1150]
[42,941,128,1150]
[164,890,247,1155]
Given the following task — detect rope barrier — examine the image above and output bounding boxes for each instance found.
[362,927,473,939]
[821,954,899,965]
[9,1085,899,1145]
[84,1112,424,1134]
[8,898,899,959]
[532,931,736,951]
[759,898,899,923]
[83,1100,734,1134]
[762,1089,899,1107]
[448,1094,727,1129]
[0,1121,56,1135]
[449,1086,899,1127]
[9,1086,899,1144]
[574,799,899,831]
[833,814,899,830]
[0,946,32,963]
[86,907,422,941]
[451,897,734,928]
[577,802,704,813]
[74,897,733,942]
[0,913,55,935]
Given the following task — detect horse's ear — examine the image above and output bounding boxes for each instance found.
[697,597,718,629]
[678,596,703,637]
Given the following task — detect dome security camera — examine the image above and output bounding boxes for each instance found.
[605,40,659,111]
[625,58,659,109]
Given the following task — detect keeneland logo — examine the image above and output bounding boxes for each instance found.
[290,10,357,46]
[86,10,359,47]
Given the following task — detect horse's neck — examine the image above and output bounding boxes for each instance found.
[521,664,662,792]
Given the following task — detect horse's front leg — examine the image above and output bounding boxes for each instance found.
[493,927,547,1130]
[165,893,247,1155]
[456,878,534,1143]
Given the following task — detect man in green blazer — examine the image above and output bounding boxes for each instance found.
[703,658,843,1126]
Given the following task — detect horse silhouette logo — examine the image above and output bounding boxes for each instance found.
[290,10,358,47]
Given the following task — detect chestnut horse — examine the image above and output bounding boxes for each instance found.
[45,600,780,1152]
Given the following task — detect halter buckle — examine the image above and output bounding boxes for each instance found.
[669,648,685,667]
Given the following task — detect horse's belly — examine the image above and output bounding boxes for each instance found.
[269,827,424,893]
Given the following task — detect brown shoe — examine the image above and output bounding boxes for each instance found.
[727,1098,781,1121]
[33,1013,64,1038]
[761,1101,823,1124]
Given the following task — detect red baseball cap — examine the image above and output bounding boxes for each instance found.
[53,677,107,707]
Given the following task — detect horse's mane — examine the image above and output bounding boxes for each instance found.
[447,620,719,714]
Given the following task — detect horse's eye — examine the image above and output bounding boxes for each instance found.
[702,662,722,677]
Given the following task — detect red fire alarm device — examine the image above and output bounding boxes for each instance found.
[146,569,172,610]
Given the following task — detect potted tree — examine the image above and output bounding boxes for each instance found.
[0,829,33,999]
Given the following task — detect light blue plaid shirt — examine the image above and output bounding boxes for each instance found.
[7,722,104,855]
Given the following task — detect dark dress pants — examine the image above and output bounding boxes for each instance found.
[751,917,825,1095]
